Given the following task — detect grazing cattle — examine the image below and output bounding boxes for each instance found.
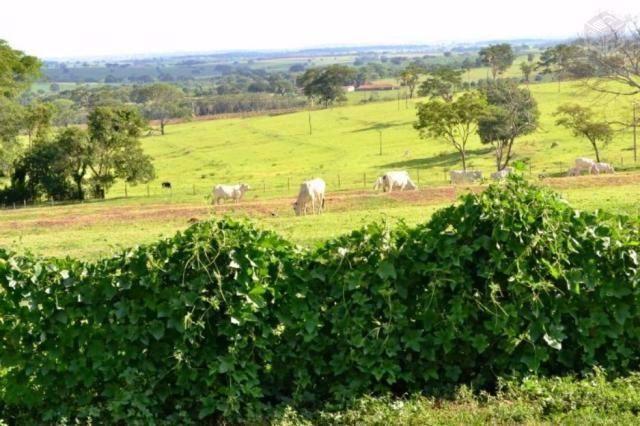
[592,162,615,174]
[574,157,597,174]
[161,181,172,189]
[567,167,581,176]
[490,167,513,181]
[374,170,417,192]
[450,170,482,184]
[293,178,326,216]
[213,183,250,204]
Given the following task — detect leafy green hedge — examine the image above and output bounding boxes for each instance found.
[1,177,639,423]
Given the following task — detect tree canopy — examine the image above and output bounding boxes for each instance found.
[417,66,463,102]
[478,80,539,170]
[296,65,356,107]
[131,83,191,135]
[414,92,487,171]
[554,103,613,162]
[479,44,515,80]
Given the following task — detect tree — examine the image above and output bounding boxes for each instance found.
[417,66,463,102]
[581,19,640,95]
[23,102,54,146]
[414,92,487,171]
[399,65,422,99]
[51,99,80,127]
[519,62,535,83]
[537,44,585,89]
[0,40,41,98]
[478,80,539,171]
[86,106,155,197]
[554,104,613,162]
[10,141,72,201]
[0,40,40,173]
[296,65,356,107]
[479,44,515,80]
[55,127,90,199]
[131,83,190,135]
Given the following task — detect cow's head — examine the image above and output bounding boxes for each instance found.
[292,201,301,216]
[239,183,250,192]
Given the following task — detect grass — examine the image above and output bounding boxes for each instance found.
[270,371,640,425]
[2,79,640,259]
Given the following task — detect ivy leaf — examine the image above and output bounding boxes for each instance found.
[149,321,165,340]
[377,261,397,280]
[543,333,562,351]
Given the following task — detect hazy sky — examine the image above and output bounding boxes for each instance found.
[2,0,638,59]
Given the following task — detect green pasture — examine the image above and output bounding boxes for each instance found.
[3,79,640,260]
[109,80,639,200]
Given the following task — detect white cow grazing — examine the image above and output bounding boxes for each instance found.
[213,183,250,204]
[567,167,581,176]
[490,167,513,181]
[592,162,615,174]
[374,171,417,192]
[293,178,326,216]
[574,158,597,174]
[450,170,482,184]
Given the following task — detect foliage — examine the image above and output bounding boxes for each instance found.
[86,105,155,196]
[23,101,54,146]
[414,92,487,170]
[479,44,515,79]
[554,103,613,163]
[131,83,191,135]
[0,40,41,98]
[478,80,539,170]
[417,66,463,102]
[297,65,357,107]
[399,65,422,99]
[1,178,639,422]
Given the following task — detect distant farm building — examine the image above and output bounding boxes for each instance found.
[356,82,398,91]
[343,85,356,92]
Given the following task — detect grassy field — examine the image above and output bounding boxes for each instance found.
[2,80,640,259]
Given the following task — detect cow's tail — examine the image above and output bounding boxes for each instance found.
[322,197,325,208]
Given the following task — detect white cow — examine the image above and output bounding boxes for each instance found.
[567,167,581,176]
[490,167,513,181]
[592,162,615,174]
[213,183,250,204]
[450,170,483,184]
[574,157,597,174]
[293,178,326,216]
[373,171,417,192]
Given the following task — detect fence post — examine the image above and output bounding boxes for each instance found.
[363,173,366,188]
[338,174,341,189]
[12,202,16,209]
[50,198,54,207]
[147,184,150,197]
[529,163,532,176]
[23,200,26,208]
[417,168,420,185]
[287,177,290,192]
[124,182,128,198]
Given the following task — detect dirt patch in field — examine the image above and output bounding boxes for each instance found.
[1,173,637,232]
[0,186,460,231]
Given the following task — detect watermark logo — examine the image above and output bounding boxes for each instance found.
[584,12,628,41]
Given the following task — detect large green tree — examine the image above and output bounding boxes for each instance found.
[479,44,515,80]
[296,65,356,107]
[417,66,463,102]
[554,104,613,162]
[23,101,54,146]
[414,92,487,171]
[400,64,422,99]
[478,80,539,171]
[0,40,40,173]
[86,106,155,197]
[131,83,191,135]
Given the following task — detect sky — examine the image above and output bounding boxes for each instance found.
[1,0,639,59]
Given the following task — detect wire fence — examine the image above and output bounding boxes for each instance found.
[2,155,639,212]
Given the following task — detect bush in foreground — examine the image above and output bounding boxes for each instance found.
[0,176,638,423]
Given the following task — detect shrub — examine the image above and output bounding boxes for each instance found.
[0,176,638,423]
